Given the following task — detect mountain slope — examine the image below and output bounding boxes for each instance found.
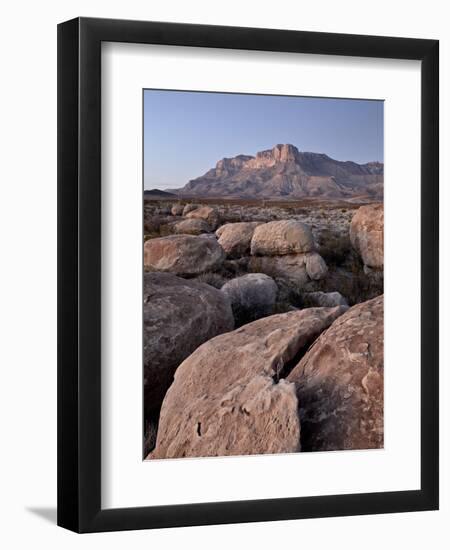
[180,144,383,199]
[144,189,178,199]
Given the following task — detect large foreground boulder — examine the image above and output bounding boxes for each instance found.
[143,273,234,415]
[186,205,221,229]
[216,222,262,258]
[251,220,315,256]
[149,306,347,459]
[249,252,327,287]
[350,204,384,268]
[287,295,384,451]
[144,234,224,275]
[221,273,278,324]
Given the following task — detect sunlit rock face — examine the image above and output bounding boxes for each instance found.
[288,295,384,452]
[181,144,383,199]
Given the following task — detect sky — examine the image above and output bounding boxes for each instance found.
[143,90,384,190]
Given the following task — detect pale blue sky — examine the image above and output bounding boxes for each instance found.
[143,90,384,190]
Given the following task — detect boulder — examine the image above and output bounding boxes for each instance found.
[251,220,315,256]
[144,235,225,276]
[221,273,278,324]
[302,291,348,308]
[216,222,262,258]
[350,204,384,268]
[287,295,384,451]
[304,253,328,280]
[186,205,220,229]
[182,203,199,216]
[171,204,184,216]
[149,306,347,459]
[198,233,218,241]
[249,252,327,287]
[174,218,211,235]
[143,272,234,415]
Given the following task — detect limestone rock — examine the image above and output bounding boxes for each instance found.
[350,204,384,268]
[144,235,224,275]
[182,204,199,216]
[173,218,212,235]
[221,273,278,324]
[287,295,384,451]
[143,272,234,415]
[216,222,262,258]
[251,220,315,256]
[150,306,347,459]
[186,205,220,229]
[249,252,327,287]
[304,252,328,280]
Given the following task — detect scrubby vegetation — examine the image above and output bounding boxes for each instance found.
[316,228,353,267]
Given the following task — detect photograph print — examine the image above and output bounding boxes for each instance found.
[143,90,384,460]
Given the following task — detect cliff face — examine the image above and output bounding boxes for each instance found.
[181,144,383,199]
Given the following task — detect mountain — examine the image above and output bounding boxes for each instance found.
[180,144,383,200]
[144,189,178,199]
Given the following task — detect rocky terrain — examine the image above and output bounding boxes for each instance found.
[174,144,383,200]
[143,195,384,458]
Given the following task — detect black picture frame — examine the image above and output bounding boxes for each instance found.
[57,17,439,533]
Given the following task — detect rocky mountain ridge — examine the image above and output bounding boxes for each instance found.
[180,144,383,200]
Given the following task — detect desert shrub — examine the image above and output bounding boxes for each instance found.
[158,222,178,237]
[317,229,352,267]
[314,265,383,306]
[222,257,250,278]
[144,216,162,235]
[269,279,304,310]
[294,207,310,216]
[341,270,383,305]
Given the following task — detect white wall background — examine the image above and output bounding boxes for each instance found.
[0,0,448,547]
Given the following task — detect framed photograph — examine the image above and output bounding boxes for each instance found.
[57,17,439,532]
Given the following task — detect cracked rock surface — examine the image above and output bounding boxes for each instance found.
[149,306,346,459]
[249,251,328,287]
[288,295,384,451]
[144,234,225,275]
[216,221,262,258]
[250,220,315,256]
[143,272,234,416]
